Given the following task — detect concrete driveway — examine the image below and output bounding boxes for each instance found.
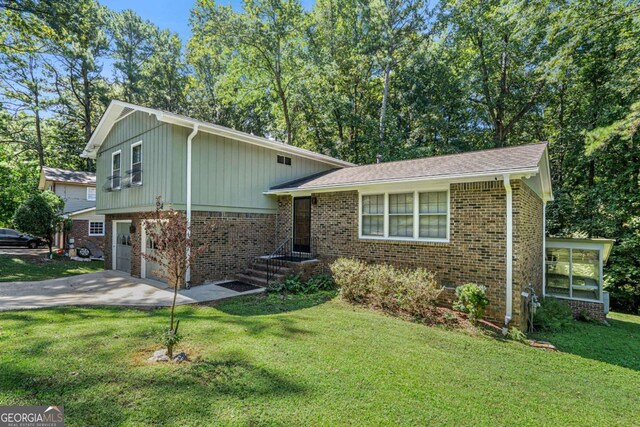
[0,270,264,311]
[0,247,50,256]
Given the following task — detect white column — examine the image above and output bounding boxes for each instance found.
[542,200,547,297]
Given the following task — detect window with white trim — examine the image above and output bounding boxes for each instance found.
[86,187,96,201]
[131,142,142,185]
[389,193,413,237]
[360,190,449,241]
[419,191,448,238]
[89,221,105,236]
[361,194,384,236]
[111,151,121,190]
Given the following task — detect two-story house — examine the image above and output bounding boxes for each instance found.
[81,100,613,328]
[38,166,105,257]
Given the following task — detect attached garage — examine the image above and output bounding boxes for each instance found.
[141,221,168,283]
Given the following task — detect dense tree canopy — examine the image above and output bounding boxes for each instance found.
[0,0,639,311]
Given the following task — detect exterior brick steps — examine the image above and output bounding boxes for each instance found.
[248,261,293,275]
[242,268,287,281]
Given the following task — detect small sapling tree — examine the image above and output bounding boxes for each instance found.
[13,190,64,258]
[142,197,215,359]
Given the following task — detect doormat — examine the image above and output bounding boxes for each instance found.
[216,281,261,292]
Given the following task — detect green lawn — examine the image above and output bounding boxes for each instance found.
[0,293,638,426]
[0,254,104,282]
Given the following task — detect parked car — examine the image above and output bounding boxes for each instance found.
[0,228,45,249]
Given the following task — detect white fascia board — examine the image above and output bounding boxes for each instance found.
[264,168,540,195]
[65,207,97,218]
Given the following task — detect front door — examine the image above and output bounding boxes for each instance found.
[293,197,311,253]
[114,222,131,273]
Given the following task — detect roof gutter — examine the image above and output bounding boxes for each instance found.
[503,174,513,326]
[185,124,199,285]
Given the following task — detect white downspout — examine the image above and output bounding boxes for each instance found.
[542,200,547,297]
[185,124,199,284]
[503,174,513,325]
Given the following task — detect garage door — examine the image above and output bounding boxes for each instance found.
[115,222,131,273]
[144,223,167,283]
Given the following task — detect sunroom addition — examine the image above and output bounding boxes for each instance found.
[545,238,613,303]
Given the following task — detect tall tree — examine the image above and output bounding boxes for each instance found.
[191,0,305,145]
[108,9,155,104]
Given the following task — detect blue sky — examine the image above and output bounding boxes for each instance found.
[101,0,316,43]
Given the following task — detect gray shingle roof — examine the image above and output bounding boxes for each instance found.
[270,143,547,191]
[42,166,96,185]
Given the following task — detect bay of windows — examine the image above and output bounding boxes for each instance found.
[361,190,449,241]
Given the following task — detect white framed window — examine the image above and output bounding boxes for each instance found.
[545,246,602,302]
[130,141,142,185]
[86,187,96,201]
[89,221,105,236]
[359,188,450,242]
[111,150,121,190]
[361,194,384,236]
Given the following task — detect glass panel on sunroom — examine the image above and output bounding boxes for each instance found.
[571,249,600,300]
[546,248,570,297]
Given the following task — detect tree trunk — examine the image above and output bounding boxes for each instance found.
[379,61,391,153]
[82,59,94,169]
[275,74,292,145]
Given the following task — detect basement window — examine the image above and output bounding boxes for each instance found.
[277,155,292,165]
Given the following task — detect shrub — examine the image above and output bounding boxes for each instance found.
[329,258,441,318]
[453,283,490,322]
[329,258,371,303]
[267,274,336,295]
[305,274,335,292]
[532,297,574,331]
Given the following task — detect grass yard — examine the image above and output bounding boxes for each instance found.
[0,293,638,426]
[0,254,104,282]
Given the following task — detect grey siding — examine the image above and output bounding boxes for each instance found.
[96,110,338,214]
[170,126,335,213]
[97,112,173,213]
[55,183,96,214]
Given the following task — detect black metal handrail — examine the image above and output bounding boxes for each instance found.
[264,236,318,285]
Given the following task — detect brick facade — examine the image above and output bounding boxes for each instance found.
[276,179,544,326]
[563,299,607,322]
[190,211,276,284]
[104,211,276,285]
[68,220,106,257]
[512,181,544,328]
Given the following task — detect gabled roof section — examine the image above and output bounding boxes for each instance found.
[40,166,96,186]
[269,143,553,201]
[82,100,354,168]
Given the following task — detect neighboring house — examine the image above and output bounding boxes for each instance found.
[82,100,610,329]
[38,167,106,257]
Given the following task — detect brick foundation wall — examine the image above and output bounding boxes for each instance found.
[68,220,106,257]
[562,298,607,322]
[277,179,544,326]
[105,211,276,284]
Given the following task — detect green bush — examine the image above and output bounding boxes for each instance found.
[267,274,336,295]
[329,258,441,318]
[453,283,490,322]
[305,274,335,292]
[532,297,574,331]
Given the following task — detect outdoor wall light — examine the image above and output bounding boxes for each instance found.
[129,224,137,234]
